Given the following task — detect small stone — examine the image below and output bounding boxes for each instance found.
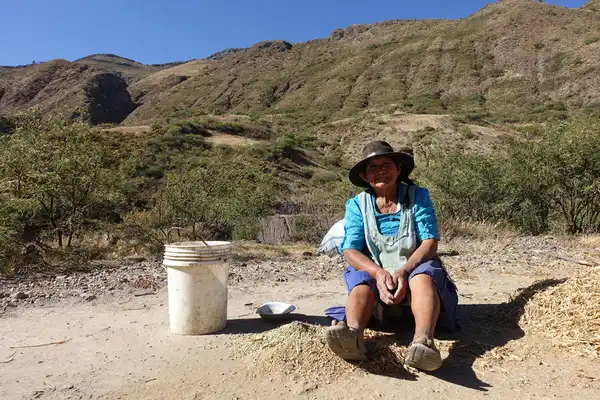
[12,292,28,300]
[4,301,17,308]
[81,294,97,301]
[126,256,146,263]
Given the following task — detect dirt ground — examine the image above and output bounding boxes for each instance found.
[1,236,599,400]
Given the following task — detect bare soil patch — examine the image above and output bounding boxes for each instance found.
[1,236,599,399]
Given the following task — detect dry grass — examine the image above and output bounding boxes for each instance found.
[207,133,259,147]
[380,113,449,131]
[438,218,516,242]
[233,322,417,381]
[133,59,209,85]
[578,234,600,250]
[520,267,600,359]
[232,241,315,261]
[102,125,151,134]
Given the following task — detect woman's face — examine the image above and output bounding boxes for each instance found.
[361,156,400,189]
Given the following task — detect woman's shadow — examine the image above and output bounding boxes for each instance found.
[426,278,566,391]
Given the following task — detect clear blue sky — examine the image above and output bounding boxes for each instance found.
[0,0,588,66]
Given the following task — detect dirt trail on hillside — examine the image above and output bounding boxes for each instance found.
[1,237,599,400]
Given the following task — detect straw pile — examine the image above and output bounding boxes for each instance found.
[519,267,600,359]
[233,321,415,381]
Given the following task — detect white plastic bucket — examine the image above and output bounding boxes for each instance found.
[163,241,231,335]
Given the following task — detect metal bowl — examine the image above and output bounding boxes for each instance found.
[256,302,296,322]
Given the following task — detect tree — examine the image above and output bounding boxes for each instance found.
[163,149,278,240]
[0,108,123,248]
[422,115,600,234]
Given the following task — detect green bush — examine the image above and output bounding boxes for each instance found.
[264,132,317,163]
[459,125,476,139]
[0,108,124,250]
[311,170,340,185]
[0,197,38,275]
[422,116,600,234]
[423,151,509,223]
[125,147,279,242]
[293,180,358,243]
[0,116,15,135]
[451,111,490,125]
[403,94,445,114]
[486,101,569,124]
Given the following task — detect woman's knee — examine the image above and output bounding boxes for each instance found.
[409,273,437,294]
[349,283,376,301]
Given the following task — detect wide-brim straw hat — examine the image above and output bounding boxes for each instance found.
[348,141,414,188]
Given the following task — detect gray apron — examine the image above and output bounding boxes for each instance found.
[357,183,417,320]
[357,183,417,274]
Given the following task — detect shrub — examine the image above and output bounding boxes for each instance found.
[0,108,124,250]
[125,148,279,243]
[0,116,15,135]
[311,171,340,185]
[0,198,36,275]
[459,125,476,139]
[422,116,600,234]
[292,180,358,244]
[423,151,509,223]
[148,133,211,154]
[265,132,317,163]
[403,94,445,114]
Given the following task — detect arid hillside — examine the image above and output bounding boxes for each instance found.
[2,0,600,125]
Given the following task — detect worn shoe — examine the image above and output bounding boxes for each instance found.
[405,336,442,371]
[325,322,367,361]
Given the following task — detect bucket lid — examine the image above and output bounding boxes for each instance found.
[166,240,231,248]
[165,241,231,254]
[164,249,230,256]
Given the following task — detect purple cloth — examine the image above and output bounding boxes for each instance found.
[324,306,346,322]
[341,258,458,331]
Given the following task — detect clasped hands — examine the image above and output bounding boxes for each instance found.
[375,268,409,305]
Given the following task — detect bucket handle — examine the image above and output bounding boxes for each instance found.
[166,227,209,247]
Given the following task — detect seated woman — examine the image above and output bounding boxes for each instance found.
[325,141,458,371]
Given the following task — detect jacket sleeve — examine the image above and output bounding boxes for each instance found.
[340,196,366,253]
[413,187,440,242]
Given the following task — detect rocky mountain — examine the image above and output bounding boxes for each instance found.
[0,60,136,124]
[73,54,161,82]
[1,0,600,125]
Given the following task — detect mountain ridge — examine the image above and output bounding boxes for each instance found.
[1,0,600,125]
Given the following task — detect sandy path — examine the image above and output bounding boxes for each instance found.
[2,268,599,400]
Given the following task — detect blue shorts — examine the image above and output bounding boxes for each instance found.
[342,258,458,331]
